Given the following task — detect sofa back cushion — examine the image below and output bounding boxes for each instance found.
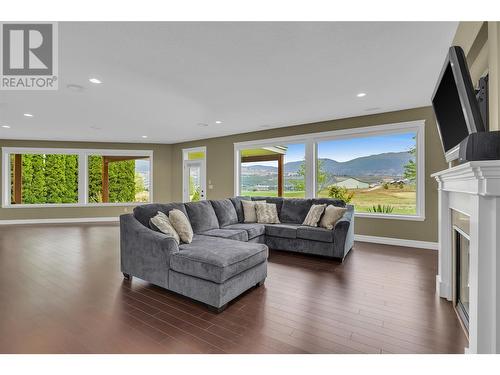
[280,199,313,223]
[211,199,238,227]
[251,197,284,216]
[133,203,188,227]
[229,196,251,223]
[185,200,220,233]
[311,198,346,207]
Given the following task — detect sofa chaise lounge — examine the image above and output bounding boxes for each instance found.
[120,197,354,312]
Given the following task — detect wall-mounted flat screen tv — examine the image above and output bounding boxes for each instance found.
[431,46,485,162]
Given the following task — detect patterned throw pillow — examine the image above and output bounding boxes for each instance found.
[319,205,347,230]
[255,203,280,224]
[242,200,259,223]
[168,209,194,243]
[302,204,327,227]
[150,211,180,244]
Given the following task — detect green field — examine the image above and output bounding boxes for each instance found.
[242,184,416,215]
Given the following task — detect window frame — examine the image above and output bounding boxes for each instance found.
[1,147,154,208]
[234,120,425,221]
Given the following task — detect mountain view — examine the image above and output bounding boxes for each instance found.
[242,151,414,177]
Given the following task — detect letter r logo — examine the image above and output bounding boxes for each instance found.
[2,23,53,75]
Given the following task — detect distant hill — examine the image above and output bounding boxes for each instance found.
[242,151,414,177]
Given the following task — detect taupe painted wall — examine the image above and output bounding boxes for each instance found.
[453,21,500,132]
[0,140,172,221]
[171,106,447,243]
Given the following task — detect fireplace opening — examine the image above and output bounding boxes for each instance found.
[452,210,470,334]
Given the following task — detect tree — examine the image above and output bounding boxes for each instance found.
[290,159,330,193]
[63,155,78,203]
[327,185,354,203]
[30,155,47,203]
[88,156,103,203]
[109,160,135,202]
[403,137,417,182]
[44,154,67,203]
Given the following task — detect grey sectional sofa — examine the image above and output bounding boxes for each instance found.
[120,197,354,312]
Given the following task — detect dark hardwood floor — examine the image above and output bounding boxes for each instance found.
[0,223,467,354]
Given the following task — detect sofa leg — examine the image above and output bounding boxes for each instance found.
[256,280,265,288]
[208,303,228,313]
[123,272,131,280]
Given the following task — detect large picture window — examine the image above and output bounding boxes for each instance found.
[234,121,424,220]
[239,143,306,198]
[2,148,153,207]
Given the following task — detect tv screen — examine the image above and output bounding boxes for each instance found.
[432,46,485,157]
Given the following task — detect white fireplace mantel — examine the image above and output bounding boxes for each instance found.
[432,160,500,354]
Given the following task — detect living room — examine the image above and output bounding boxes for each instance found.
[1,1,499,373]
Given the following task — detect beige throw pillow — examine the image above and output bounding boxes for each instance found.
[319,205,347,230]
[242,200,259,223]
[150,211,180,244]
[255,203,280,224]
[168,209,194,243]
[302,204,327,227]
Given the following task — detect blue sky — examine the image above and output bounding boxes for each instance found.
[242,132,416,166]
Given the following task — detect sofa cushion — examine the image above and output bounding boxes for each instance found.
[199,228,248,242]
[279,199,312,223]
[172,235,268,283]
[229,196,252,223]
[311,198,346,207]
[169,209,194,244]
[255,202,280,224]
[302,204,327,227]
[251,197,284,216]
[319,205,348,230]
[185,200,220,233]
[211,199,238,227]
[223,223,266,240]
[265,223,299,239]
[133,202,188,227]
[296,226,334,243]
[149,211,180,244]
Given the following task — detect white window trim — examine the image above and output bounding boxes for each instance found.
[1,147,154,208]
[234,120,425,221]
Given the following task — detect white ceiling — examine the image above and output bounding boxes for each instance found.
[0,22,458,144]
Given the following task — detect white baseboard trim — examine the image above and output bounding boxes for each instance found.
[0,217,119,225]
[355,234,438,250]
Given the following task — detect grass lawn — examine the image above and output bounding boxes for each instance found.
[243,185,416,215]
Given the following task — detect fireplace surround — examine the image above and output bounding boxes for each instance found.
[432,160,500,354]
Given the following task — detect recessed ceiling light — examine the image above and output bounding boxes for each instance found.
[141,135,148,138]
[197,123,209,127]
[67,83,85,92]
[356,92,367,98]
[89,78,102,84]
[1,125,10,128]
[215,120,222,124]
[23,113,33,117]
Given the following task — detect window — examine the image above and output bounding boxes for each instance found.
[2,148,153,207]
[316,132,417,215]
[234,121,424,220]
[238,143,305,198]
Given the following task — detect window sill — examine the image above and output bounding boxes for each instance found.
[2,202,149,209]
[354,212,425,221]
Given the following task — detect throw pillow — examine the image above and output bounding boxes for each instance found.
[168,209,194,243]
[149,211,180,244]
[319,205,347,230]
[242,200,259,223]
[255,203,280,224]
[302,204,327,227]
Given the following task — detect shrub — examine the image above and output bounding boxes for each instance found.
[367,204,394,213]
[327,185,354,203]
[383,183,389,190]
